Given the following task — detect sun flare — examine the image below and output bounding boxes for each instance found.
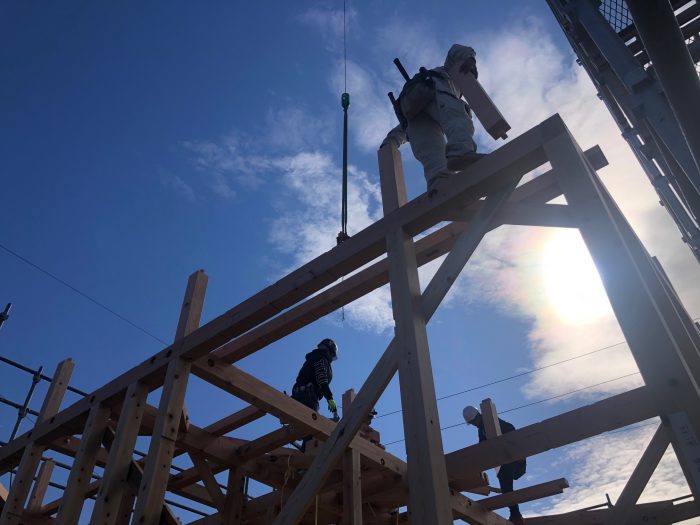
[541,230,612,325]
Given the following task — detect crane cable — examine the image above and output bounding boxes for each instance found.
[337,0,350,245]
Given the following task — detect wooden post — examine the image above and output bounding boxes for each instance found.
[132,270,208,525]
[342,390,362,525]
[1,358,74,525]
[55,401,111,525]
[606,424,670,525]
[480,399,502,439]
[272,145,518,525]
[89,381,149,525]
[188,453,225,513]
[222,467,246,524]
[26,460,55,512]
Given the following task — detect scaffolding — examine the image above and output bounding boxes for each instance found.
[0,109,699,524]
[547,0,700,263]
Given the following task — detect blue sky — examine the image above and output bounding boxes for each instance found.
[2,1,699,522]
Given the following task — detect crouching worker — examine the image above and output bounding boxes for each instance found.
[381,44,486,195]
[291,338,339,452]
[463,405,527,525]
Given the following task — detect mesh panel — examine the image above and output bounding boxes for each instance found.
[599,0,633,34]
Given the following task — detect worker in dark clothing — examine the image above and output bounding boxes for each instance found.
[463,406,527,525]
[291,338,339,451]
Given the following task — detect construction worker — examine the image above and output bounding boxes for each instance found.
[381,44,485,194]
[463,406,527,525]
[291,338,339,451]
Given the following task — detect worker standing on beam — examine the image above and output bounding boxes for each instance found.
[463,405,527,525]
[381,44,485,194]
[291,338,339,451]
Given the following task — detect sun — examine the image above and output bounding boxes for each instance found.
[540,229,612,325]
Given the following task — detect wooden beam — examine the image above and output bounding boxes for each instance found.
[446,387,656,477]
[545,115,700,492]
[26,460,55,512]
[132,270,208,525]
[89,381,149,525]
[341,390,361,525]
[0,118,550,478]
[55,402,110,525]
[1,359,74,525]
[221,466,246,524]
[526,498,699,525]
[188,453,225,513]
[605,423,670,525]
[480,399,502,439]
[272,143,519,525]
[206,145,605,368]
[479,478,569,510]
[382,144,452,525]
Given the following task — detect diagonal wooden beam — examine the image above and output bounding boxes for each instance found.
[188,453,225,513]
[605,423,670,525]
[26,460,54,513]
[272,145,520,525]
[0,118,551,477]
[55,401,110,525]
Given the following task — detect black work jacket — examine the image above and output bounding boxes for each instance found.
[294,349,334,401]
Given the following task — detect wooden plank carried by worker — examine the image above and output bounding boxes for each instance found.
[448,66,510,141]
[479,478,569,510]
[480,398,502,439]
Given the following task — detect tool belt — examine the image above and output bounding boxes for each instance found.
[292,382,319,409]
[398,67,435,120]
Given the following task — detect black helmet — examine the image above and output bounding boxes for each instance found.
[318,338,338,361]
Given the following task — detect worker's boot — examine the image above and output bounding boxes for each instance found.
[508,515,526,525]
[446,152,486,172]
[426,173,452,198]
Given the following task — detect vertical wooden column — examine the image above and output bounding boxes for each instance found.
[222,466,246,524]
[480,399,502,439]
[342,390,362,525]
[273,145,518,525]
[1,358,74,525]
[543,115,700,496]
[26,460,55,512]
[132,269,208,525]
[89,380,149,525]
[55,401,111,525]
[381,145,453,525]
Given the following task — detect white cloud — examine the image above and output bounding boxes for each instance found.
[298,6,358,52]
[161,172,196,201]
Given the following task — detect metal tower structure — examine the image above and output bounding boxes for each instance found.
[547,0,700,263]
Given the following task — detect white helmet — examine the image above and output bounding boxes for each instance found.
[462,405,479,423]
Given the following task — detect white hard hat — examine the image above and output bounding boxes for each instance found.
[463,405,479,423]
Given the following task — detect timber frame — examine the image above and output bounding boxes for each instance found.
[1,113,700,524]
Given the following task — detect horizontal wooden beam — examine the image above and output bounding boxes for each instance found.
[446,387,656,478]
[0,116,553,475]
[526,498,698,524]
[479,478,569,510]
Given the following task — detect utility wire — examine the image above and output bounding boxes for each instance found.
[383,371,641,446]
[375,340,629,419]
[0,242,167,345]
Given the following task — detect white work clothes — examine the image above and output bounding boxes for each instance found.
[407,84,476,183]
[382,44,478,185]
